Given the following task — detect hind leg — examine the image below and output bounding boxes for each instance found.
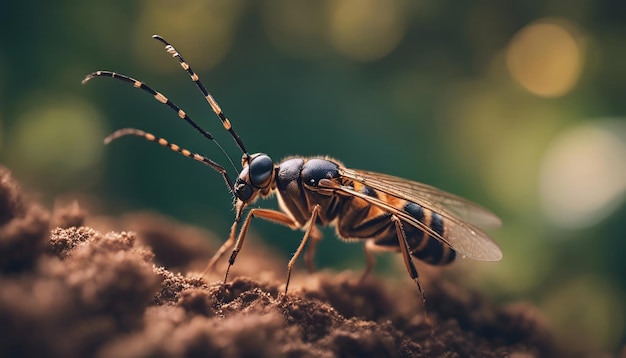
[359,239,400,283]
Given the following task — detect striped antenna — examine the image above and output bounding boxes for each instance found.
[152,35,249,158]
[105,128,234,191]
[82,69,239,175]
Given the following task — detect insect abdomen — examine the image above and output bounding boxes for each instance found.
[337,186,456,266]
[402,202,456,265]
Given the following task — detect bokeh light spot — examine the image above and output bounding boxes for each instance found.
[327,0,406,62]
[506,18,584,98]
[262,0,330,59]
[540,275,624,352]
[6,97,106,190]
[134,0,244,72]
[0,114,4,151]
[440,83,564,212]
[539,120,626,229]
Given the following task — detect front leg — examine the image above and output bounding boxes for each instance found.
[200,219,239,277]
[223,209,300,284]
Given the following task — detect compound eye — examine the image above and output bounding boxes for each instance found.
[249,154,274,188]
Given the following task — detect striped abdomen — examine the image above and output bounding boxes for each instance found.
[335,182,456,266]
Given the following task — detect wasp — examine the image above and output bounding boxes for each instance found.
[83,35,502,300]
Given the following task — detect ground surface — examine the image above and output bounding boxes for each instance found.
[0,165,561,357]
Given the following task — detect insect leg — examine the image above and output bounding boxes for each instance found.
[200,219,239,277]
[360,240,377,282]
[359,239,404,282]
[223,209,299,284]
[392,216,418,278]
[285,205,321,295]
[304,225,322,274]
[392,215,430,321]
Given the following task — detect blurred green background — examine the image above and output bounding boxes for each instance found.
[1,0,625,353]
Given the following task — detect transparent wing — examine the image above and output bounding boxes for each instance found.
[334,168,503,261]
[339,168,502,227]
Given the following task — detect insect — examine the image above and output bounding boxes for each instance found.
[83,35,502,301]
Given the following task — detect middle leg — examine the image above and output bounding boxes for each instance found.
[284,204,321,295]
[304,225,323,274]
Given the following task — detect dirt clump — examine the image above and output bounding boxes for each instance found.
[0,165,560,357]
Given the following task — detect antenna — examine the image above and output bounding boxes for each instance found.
[104,128,234,192]
[152,35,250,159]
[82,70,238,174]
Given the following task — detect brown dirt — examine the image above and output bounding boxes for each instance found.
[0,164,563,357]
